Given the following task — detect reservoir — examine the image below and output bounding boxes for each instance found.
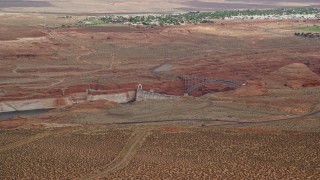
[0,109,51,120]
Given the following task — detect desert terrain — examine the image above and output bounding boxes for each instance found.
[0,8,320,179]
[0,0,320,13]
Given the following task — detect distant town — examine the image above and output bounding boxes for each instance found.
[79,8,320,27]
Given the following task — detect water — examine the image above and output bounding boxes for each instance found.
[312,112,320,117]
[0,109,52,120]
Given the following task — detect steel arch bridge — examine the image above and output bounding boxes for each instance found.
[180,75,245,95]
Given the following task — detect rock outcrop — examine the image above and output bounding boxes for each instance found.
[264,63,320,89]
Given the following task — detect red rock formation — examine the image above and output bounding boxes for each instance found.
[264,63,320,89]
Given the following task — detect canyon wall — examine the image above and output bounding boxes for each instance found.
[0,98,72,113]
[0,89,181,113]
[86,91,136,103]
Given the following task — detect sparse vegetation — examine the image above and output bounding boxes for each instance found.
[296,25,320,32]
[0,128,131,179]
[82,17,109,25]
[1,8,320,179]
[294,31,320,38]
[109,129,320,179]
[1,127,319,179]
[80,8,320,27]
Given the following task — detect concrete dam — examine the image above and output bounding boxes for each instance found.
[0,84,180,113]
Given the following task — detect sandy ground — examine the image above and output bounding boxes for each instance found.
[0,124,319,179]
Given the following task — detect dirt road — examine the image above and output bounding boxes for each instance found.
[83,129,152,179]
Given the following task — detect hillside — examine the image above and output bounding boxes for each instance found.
[0,0,320,13]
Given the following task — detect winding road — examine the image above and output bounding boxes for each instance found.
[112,110,320,126]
